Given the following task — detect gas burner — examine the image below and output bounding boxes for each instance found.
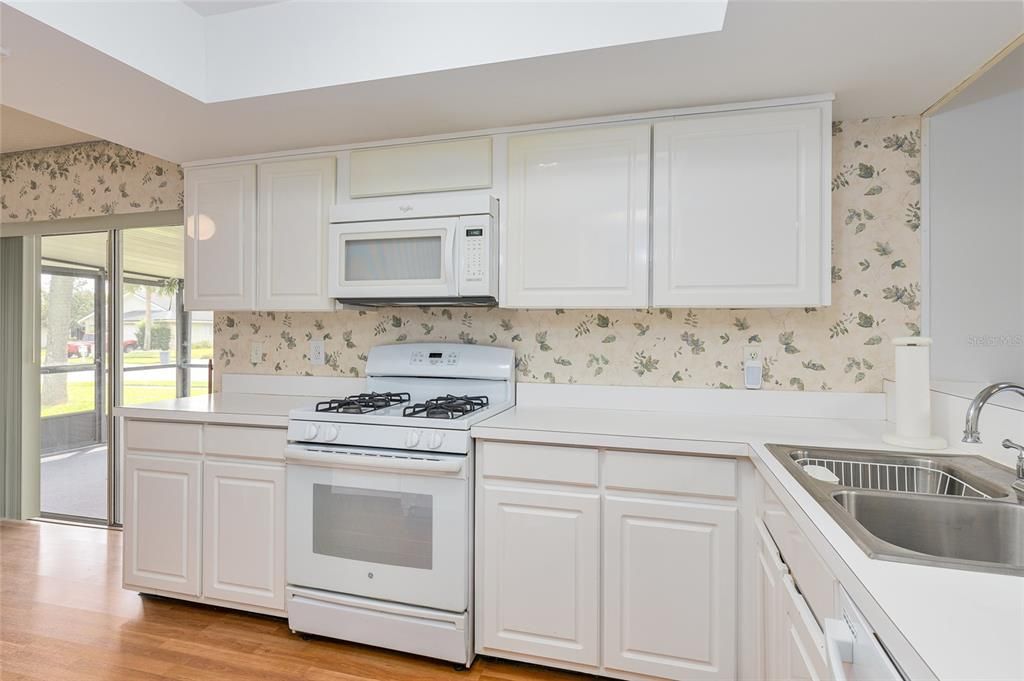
[403,394,489,420]
[315,392,410,414]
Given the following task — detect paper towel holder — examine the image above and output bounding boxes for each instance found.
[882,337,948,450]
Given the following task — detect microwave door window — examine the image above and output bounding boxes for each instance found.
[312,484,433,570]
[344,236,443,282]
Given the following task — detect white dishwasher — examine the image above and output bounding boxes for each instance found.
[825,586,905,681]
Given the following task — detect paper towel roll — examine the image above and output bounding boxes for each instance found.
[882,337,948,449]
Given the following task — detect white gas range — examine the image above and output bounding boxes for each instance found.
[284,343,514,666]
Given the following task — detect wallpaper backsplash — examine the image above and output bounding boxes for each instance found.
[215,116,922,392]
[1,140,183,223]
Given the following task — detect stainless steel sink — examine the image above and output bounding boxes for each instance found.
[767,444,1024,575]
[832,490,1024,569]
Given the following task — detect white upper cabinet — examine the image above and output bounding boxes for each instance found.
[257,157,335,310]
[505,124,651,308]
[184,164,257,311]
[652,103,830,308]
[345,137,492,199]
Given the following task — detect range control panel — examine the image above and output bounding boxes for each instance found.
[410,349,459,366]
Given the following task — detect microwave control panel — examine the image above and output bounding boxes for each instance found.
[458,215,493,297]
[462,226,486,282]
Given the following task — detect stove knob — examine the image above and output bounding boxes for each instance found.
[322,425,339,442]
[406,430,422,448]
[304,424,319,441]
[428,432,445,450]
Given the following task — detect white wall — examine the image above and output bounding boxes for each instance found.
[6,0,208,100]
[926,46,1024,384]
[203,1,726,102]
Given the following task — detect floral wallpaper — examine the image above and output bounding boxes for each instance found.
[0,141,183,223]
[214,116,922,392]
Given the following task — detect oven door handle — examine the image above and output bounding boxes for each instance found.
[285,446,464,474]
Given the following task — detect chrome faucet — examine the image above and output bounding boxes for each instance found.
[1003,439,1024,482]
[962,382,1024,492]
[962,382,1024,443]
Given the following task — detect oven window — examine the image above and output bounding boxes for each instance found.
[312,484,433,569]
[344,236,443,281]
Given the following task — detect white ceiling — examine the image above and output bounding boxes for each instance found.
[182,1,286,17]
[1,105,97,153]
[41,227,185,279]
[2,1,1021,163]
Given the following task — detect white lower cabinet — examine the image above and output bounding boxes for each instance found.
[755,473,833,681]
[122,419,287,617]
[480,485,601,665]
[603,497,737,681]
[124,453,202,596]
[755,522,787,681]
[202,460,286,611]
[780,575,828,681]
[477,440,741,680]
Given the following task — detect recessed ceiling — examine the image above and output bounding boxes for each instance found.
[2,1,1021,164]
[181,1,287,18]
[1,105,97,153]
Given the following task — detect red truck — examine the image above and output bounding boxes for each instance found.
[66,334,139,358]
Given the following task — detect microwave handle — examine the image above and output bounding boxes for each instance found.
[450,218,461,292]
[285,446,464,474]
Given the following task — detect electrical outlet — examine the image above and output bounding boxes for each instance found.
[249,341,263,364]
[309,340,325,366]
[743,345,762,364]
[743,345,763,390]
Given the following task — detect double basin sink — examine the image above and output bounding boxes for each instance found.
[767,444,1024,576]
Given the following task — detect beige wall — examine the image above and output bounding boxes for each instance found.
[214,116,922,393]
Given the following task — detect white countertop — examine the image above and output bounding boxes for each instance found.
[114,392,319,427]
[474,405,1024,681]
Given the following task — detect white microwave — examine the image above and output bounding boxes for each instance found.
[328,195,498,306]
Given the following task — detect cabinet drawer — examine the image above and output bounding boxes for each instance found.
[605,450,736,499]
[124,420,202,455]
[204,425,287,461]
[480,441,598,486]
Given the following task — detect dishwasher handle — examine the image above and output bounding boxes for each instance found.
[825,617,854,681]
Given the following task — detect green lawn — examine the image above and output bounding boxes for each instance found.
[42,346,212,365]
[41,379,208,418]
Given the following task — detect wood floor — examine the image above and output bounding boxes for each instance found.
[0,520,588,681]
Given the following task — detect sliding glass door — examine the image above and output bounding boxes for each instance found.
[39,234,109,521]
[38,226,201,525]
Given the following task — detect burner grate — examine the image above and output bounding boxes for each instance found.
[403,394,489,419]
[315,392,410,414]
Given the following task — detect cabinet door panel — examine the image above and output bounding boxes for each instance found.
[481,485,600,666]
[506,124,650,308]
[756,521,787,681]
[123,454,201,596]
[604,496,737,681]
[781,575,828,681]
[653,105,828,307]
[203,461,285,610]
[184,164,256,311]
[257,157,335,310]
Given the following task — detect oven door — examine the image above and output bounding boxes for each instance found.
[328,218,458,299]
[286,447,469,613]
